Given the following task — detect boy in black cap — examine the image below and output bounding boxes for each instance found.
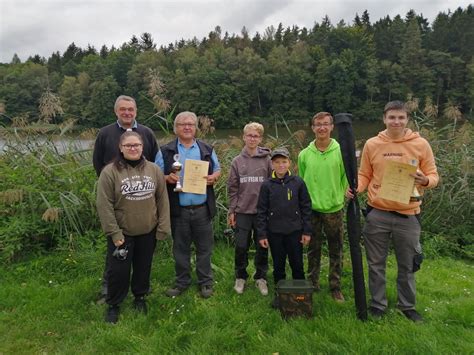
[256,147,312,308]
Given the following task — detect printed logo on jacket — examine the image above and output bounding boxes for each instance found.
[121,175,155,201]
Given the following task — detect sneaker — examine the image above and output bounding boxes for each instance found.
[165,286,188,297]
[200,285,213,299]
[368,306,385,320]
[402,309,423,323]
[105,305,120,324]
[133,297,148,315]
[255,279,268,296]
[234,278,246,294]
[331,290,345,303]
[271,295,280,309]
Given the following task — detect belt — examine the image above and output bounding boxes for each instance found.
[181,203,206,210]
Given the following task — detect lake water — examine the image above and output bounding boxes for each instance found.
[0,120,383,154]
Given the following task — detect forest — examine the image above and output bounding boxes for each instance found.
[0,6,473,129]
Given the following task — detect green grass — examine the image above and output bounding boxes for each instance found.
[0,242,473,354]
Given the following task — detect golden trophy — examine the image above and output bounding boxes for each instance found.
[172,154,183,192]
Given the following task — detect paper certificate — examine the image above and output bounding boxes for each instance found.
[182,159,209,194]
[378,160,417,204]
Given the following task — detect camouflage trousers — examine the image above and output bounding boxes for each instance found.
[307,209,344,291]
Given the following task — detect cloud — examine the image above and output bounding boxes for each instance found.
[0,0,472,63]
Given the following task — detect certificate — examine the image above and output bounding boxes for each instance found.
[378,160,417,204]
[182,159,209,194]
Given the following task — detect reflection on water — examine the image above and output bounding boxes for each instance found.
[1,121,383,154]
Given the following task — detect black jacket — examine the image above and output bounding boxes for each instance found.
[92,122,159,176]
[257,172,312,239]
[161,138,217,218]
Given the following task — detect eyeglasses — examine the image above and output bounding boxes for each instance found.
[312,123,333,128]
[245,134,261,140]
[176,123,196,128]
[122,143,143,149]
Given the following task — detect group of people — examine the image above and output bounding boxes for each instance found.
[94,95,438,324]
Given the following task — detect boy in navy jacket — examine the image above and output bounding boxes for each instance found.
[257,147,312,308]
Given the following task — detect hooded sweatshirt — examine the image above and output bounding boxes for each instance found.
[96,159,171,242]
[358,128,439,215]
[298,138,348,213]
[227,146,272,214]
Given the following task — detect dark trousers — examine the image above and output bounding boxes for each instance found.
[106,231,156,306]
[234,213,268,280]
[171,206,214,288]
[268,231,305,284]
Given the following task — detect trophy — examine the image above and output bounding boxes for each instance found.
[172,154,183,192]
[409,159,422,202]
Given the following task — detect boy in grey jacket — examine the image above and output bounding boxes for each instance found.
[227,122,272,295]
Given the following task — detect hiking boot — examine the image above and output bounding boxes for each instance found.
[402,309,423,323]
[200,285,213,299]
[331,290,345,303]
[133,297,148,315]
[165,286,188,297]
[368,306,385,320]
[234,278,246,294]
[255,279,268,296]
[271,295,280,309]
[105,305,120,324]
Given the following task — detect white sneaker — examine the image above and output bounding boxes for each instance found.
[234,278,245,294]
[255,279,268,296]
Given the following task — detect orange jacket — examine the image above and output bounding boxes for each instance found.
[358,129,439,215]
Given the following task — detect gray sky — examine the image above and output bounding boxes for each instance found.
[0,0,471,63]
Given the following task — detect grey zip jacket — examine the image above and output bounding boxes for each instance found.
[227,146,272,215]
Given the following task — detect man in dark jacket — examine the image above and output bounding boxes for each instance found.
[93,95,159,300]
[155,111,221,298]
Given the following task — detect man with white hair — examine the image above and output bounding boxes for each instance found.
[155,111,221,298]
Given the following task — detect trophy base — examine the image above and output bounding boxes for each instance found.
[174,187,183,192]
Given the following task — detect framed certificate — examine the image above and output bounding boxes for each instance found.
[182,159,209,194]
[378,160,417,204]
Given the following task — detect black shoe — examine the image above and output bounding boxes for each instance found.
[368,306,385,320]
[133,297,148,315]
[271,296,280,309]
[105,305,120,324]
[200,285,213,299]
[165,286,188,297]
[402,309,423,323]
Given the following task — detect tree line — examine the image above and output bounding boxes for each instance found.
[0,7,473,129]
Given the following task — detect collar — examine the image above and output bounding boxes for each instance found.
[177,138,197,149]
[272,170,291,179]
[116,120,138,130]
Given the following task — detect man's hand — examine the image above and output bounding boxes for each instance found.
[259,238,269,248]
[165,172,179,185]
[206,173,219,185]
[301,234,311,246]
[227,213,236,227]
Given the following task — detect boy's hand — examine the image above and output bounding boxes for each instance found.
[345,187,358,199]
[301,234,311,246]
[227,213,236,227]
[259,238,269,248]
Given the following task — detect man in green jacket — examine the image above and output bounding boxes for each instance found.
[298,112,348,302]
